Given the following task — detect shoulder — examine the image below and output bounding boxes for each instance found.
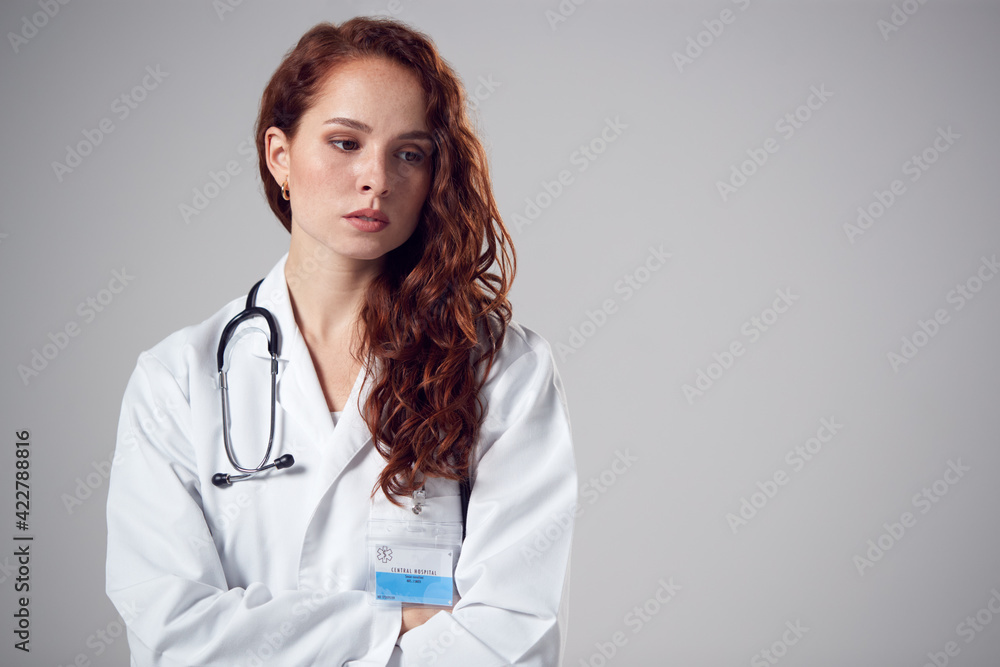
[497,318,551,360]
[133,253,291,395]
[481,317,558,382]
[477,316,568,417]
[127,292,247,402]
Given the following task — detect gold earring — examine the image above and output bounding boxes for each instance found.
[281,178,290,201]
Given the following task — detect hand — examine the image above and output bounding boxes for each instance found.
[399,604,453,637]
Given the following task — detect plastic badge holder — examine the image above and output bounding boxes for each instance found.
[366,519,462,607]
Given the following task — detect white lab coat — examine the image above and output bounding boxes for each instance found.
[105,252,577,666]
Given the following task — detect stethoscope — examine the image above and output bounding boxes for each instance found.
[209,279,472,537]
[211,279,295,487]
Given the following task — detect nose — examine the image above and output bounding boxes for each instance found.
[358,149,391,197]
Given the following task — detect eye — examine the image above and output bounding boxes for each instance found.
[397,150,425,164]
[329,139,360,151]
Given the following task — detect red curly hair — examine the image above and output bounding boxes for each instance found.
[254,17,515,505]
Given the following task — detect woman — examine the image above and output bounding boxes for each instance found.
[105,16,577,667]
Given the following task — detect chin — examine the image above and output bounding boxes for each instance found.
[333,241,399,262]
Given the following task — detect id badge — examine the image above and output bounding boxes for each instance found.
[366,519,462,607]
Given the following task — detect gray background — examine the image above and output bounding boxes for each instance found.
[2,0,999,665]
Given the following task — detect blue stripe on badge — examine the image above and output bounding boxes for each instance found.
[375,572,453,605]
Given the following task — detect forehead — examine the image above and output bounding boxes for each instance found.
[304,57,429,130]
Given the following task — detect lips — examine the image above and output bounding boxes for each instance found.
[344,207,389,233]
[345,208,389,224]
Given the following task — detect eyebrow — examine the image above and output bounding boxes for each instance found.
[322,116,433,142]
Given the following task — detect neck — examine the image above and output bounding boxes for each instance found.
[284,233,383,349]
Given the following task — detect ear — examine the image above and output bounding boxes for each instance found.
[264,126,292,187]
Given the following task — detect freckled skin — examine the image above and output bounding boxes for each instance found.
[266,57,434,272]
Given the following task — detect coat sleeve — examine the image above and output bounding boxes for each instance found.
[105,351,401,667]
[397,336,578,666]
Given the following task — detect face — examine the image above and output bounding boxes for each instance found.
[266,57,434,266]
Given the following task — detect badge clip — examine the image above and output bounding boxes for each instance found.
[411,486,426,515]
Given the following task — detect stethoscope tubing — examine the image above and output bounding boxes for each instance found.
[212,279,294,487]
